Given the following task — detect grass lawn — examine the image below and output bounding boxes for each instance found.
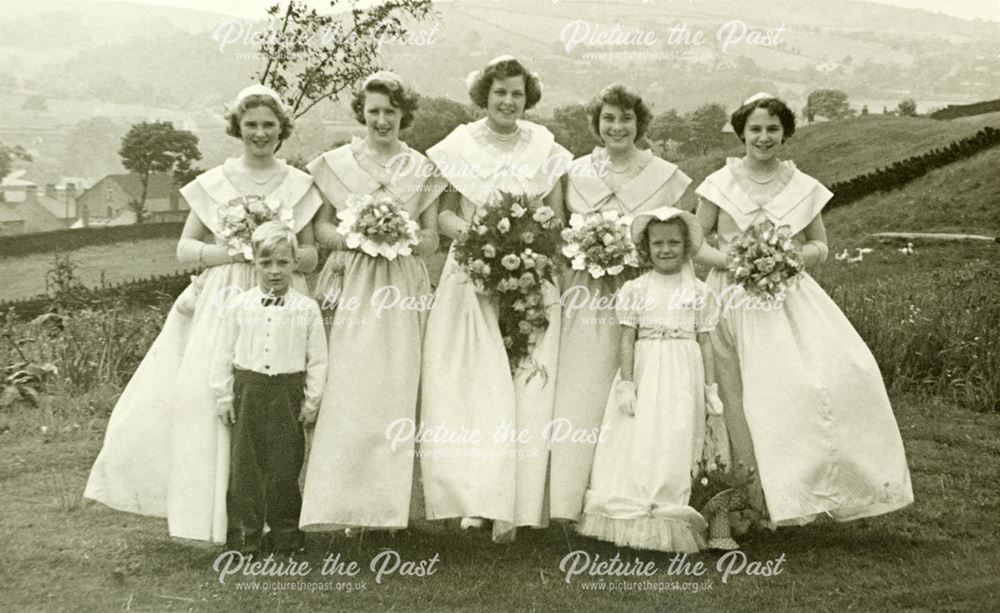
[2,393,998,612]
[0,239,190,302]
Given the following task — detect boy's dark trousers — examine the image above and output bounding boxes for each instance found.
[227,368,306,553]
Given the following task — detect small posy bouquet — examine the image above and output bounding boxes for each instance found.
[727,221,803,301]
[453,190,563,375]
[217,194,294,261]
[337,194,420,260]
[560,210,639,279]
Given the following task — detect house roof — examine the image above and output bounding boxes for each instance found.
[0,205,25,222]
[107,172,179,201]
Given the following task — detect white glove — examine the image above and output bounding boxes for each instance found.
[705,382,724,416]
[616,380,636,416]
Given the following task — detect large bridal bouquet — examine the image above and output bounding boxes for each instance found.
[337,194,420,260]
[560,210,639,279]
[727,221,803,302]
[453,191,563,376]
[217,194,294,261]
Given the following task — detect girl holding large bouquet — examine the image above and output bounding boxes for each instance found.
[420,55,572,542]
[694,93,913,527]
[85,84,322,544]
[299,71,443,532]
[550,85,692,522]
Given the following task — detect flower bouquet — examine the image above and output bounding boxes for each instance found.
[217,194,294,261]
[560,210,639,279]
[689,457,757,550]
[336,194,420,260]
[453,191,563,376]
[726,221,803,303]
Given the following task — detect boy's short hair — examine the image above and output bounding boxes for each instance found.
[251,221,298,258]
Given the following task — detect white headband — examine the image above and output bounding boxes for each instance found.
[742,92,775,106]
[233,83,288,113]
[363,70,405,90]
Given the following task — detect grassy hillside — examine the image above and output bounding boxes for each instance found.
[676,112,1000,208]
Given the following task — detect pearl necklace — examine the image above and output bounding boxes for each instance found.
[742,160,779,184]
[485,120,520,141]
[607,149,638,174]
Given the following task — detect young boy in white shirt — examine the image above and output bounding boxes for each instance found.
[211,221,327,555]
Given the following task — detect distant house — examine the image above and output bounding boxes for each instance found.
[74,172,186,227]
[0,171,76,235]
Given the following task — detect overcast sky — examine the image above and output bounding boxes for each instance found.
[84,0,1000,23]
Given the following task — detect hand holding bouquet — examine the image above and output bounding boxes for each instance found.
[453,191,563,375]
[727,221,803,301]
[337,194,420,260]
[560,210,639,279]
[217,194,294,261]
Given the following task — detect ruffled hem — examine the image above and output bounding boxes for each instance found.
[576,513,707,553]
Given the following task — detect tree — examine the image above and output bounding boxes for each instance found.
[647,109,691,151]
[402,97,474,154]
[898,99,918,117]
[805,89,851,121]
[686,103,728,155]
[256,0,434,127]
[0,142,31,182]
[537,104,599,158]
[118,121,201,222]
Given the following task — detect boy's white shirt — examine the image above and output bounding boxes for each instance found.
[210,286,328,419]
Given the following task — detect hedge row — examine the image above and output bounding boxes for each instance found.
[0,268,195,320]
[827,127,1000,209]
[929,98,1000,121]
[0,222,185,258]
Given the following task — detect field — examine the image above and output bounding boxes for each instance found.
[2,113,999,611]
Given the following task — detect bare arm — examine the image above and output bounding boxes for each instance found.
[543,178,565,223]
[437,189,470,240]
[619,326,637,382]
[414,196,441,256]
[698,331,716,386]
[693,197,728,270]
[798,212,829,268]
[294,222,318,273]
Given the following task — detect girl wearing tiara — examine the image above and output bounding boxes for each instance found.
[84,84,322,544]
[420,55,572,542]
[694,93,913,527]
[550,84,692,522]
[577,207,721,552]
[300,71,443,533]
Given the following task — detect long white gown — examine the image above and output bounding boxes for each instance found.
[299,138,444,531]
[695,158,914,526]
[550,147,692,522]
[419,118,572,540]
[84,161,321,544]
[576,267,713,552]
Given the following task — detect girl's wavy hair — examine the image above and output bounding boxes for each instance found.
[635,217,691,267]
[467,58,542,111]
[351,74,420,130]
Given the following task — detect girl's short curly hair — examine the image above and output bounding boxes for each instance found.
[468,57,542,111]
[350,75,420,131]
[730,97,796,142]
[636,217,691,267]
[585,84,652,143]
[225,94,294,141]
